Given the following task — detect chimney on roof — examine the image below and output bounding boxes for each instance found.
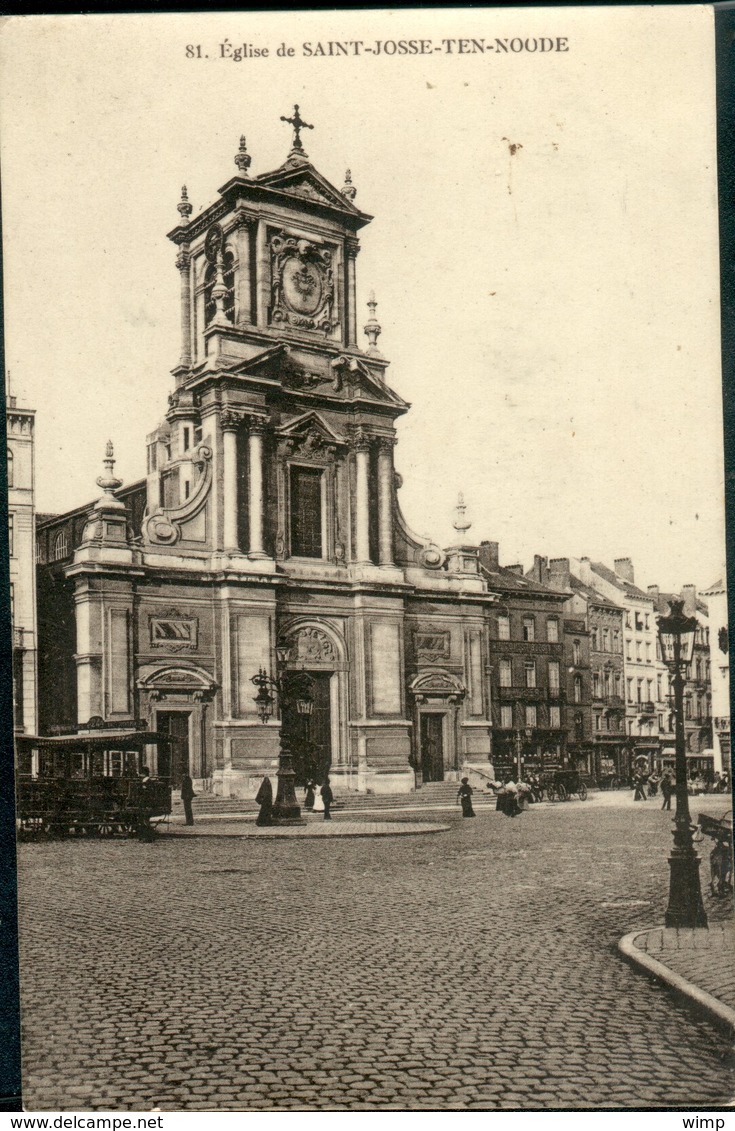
[681,584,697,613]
[648,584,660,602]
[549,558,571,588]
[478,541,499,572]
[529,554,549,585]
[614,558,634,583]
[505,564,524,576]
[579,557,592,586]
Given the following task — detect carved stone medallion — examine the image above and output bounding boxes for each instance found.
[270,232,335,333]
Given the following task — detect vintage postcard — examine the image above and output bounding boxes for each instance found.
[1,6,732,1116]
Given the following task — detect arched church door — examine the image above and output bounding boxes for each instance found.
[281,671,332,785]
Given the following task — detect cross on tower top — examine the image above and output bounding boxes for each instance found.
[280,104,314,153]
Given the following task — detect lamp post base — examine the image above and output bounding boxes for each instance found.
[665,848,708,929]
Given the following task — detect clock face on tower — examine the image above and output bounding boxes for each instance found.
[270,231,336,333]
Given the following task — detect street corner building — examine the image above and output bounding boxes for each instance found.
[35,114,506,800]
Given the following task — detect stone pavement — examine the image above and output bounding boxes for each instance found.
[16,797,735,1111]
[621,922,735,1030]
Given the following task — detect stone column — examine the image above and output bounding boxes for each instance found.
[345,239,359,347]
[256,219,269,327]
[176,249,192,368]
[354,430,371,564]
[247,417,268,559]
[377,436,395,566]
[234,211,253,325]
[221,410,241,553]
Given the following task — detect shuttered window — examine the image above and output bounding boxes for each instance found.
[290,466,323,558]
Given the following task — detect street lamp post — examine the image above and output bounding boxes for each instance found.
[251,642,314,821]
[657,599,708,928]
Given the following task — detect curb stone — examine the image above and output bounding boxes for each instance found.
[618,927,735,1035]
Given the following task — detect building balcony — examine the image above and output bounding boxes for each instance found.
[498,685,546,702]
[638,701,655,714]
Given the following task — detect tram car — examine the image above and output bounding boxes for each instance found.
[15,720,172,839]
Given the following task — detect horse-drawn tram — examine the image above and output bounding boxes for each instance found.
[15,719,172,839]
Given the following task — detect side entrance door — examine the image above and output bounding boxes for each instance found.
[420,713,445,782]
[156,711,191,788]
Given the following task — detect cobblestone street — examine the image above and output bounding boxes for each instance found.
[16,796,735,1111]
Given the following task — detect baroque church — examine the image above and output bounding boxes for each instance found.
[36,109,499,797]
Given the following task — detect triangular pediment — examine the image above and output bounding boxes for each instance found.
[256,162,363,215]
[278,411,345,446]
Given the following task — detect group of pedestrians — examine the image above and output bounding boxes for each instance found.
[632,770,675,808]
[255,776,334,825]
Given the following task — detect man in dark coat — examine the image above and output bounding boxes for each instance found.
[661,772,674,811]
[255,776,274,826]
[181,773,196,826]
[320,777,334,821]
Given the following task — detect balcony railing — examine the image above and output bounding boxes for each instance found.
[498,685,545,702]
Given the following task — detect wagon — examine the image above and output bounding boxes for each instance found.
[15,724,172,839]
[540,768,588,802]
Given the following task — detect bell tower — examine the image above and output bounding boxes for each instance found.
[150,107,410,575]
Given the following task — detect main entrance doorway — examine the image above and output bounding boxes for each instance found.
[156,711,191,788]
[420,713,445,782]
[282,671,332,785]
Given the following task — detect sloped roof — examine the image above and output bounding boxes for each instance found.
[480,561,567,600]
[569,574,623,610]
[591,561,651,600]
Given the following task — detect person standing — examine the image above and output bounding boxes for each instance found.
[255,776,274,826]
[633,773,648,802]
[180,773,196,826]
[312,781,325,814]
[304,780,316,811]
[457,777,475,818]
[321,777,334,821]
[661,772,674,811]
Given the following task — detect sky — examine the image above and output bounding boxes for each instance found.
[0,7,726,594]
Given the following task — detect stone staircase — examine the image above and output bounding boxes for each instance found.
[173,780,497,816]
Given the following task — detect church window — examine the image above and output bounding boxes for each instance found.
[204,251,235,325]
[499,659,512,687]
[497,614,510,640]
[290,465,323,558]
[522,616,535,642]
[52,529,68,561]
[183,427,191,452]
[7,450,13,487]
[525,704,537,728]
[500,704,513,729]
[547,617,559,643]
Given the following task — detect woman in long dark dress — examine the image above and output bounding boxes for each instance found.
[304,780,316,811]
[255,776,274,826]
[457,777,475,818]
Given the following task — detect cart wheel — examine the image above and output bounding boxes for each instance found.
[578,784,588,801]
[546,784,555,802]
[557,783,568,801]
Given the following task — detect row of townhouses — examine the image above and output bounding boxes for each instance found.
[7,119,732,794]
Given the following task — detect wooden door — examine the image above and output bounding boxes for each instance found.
[420,714,445,782]
[156,711,190,788]
[282,671,332,785]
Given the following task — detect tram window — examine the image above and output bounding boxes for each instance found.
[109,750,123,777]
[91,751,104,776]
[124,752,138,776]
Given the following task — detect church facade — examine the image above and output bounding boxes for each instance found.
[37,112,499,797]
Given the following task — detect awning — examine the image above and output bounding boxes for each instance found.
[16,731,167,750]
